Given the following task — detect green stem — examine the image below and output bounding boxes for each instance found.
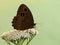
[19,37,23,45]
[20,38,26,45]
[17,39,20,45]
[7,42,10,45]
[26,34,36,45]
[16,37,26,45]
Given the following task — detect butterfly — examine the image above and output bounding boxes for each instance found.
[12,4,36,30]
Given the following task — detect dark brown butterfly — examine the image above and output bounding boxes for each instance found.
[12,4,36,30]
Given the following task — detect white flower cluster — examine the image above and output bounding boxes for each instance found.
[0,28,38,41]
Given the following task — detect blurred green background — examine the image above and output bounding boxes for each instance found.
[0,0,60,45]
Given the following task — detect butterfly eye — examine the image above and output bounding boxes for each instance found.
[24,8,27,11]
[21,13,24,16]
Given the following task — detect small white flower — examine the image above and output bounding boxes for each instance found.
[23,33,30,38]
[0,28,38,41]
[35,30,39,34]
[28,28,38,34]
